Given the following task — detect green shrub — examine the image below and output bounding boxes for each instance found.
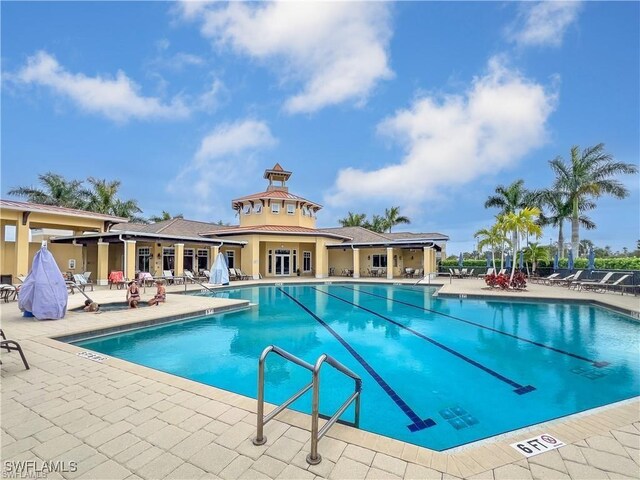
[441,259,490,267]
[556,257,639,270]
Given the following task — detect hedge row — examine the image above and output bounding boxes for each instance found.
[442,257,640,270]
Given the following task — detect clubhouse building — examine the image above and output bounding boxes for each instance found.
[1,164,448,285]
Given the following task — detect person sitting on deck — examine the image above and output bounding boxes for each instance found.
[148,280,166,306]
[127,280,141,308]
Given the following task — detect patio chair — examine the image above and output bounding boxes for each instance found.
[235,269,250,280]
[534,273,559,285]
[466,269,475,278]
[0,284,18,303]
[0,329,29,370]
[83,272,92,281]
[73,274,94,292]
[229,268,239,281]
[575,272,616,292]
[599,274,632,294]
[478,268,494,279]
[453,268,463,278]
[202,270,211,281]
[162,270,183,285]
[108,271,126,289]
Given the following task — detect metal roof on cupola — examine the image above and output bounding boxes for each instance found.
[231,164,322,212]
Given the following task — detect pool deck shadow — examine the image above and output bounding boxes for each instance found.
[1,279,638,480]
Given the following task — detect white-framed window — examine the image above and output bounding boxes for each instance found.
[271,203,280,214]
[286,204,295,215]
[197,248,209,271]
[372,254,387,268]
[268,250,272,274]
[303,251,312,272]
[137,247,151,272]
[163,247,176,271]
[184,248,195,271]
[226,250,235,268]
[243,205,251,215]
[254,203,262,214]
[302,206,309,217]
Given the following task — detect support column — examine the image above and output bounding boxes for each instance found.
[15,220,30,277]
[386,247,394,279]
[241,240,260,279]
[0,221,6,276]
[174,243,184,276]
[96,241,109,286]
[125,240,136,280]
[352,248,360,279]
[209,245,220,269]
[315,239,328,279]
[73,242,84,274]
[424,247,436,276]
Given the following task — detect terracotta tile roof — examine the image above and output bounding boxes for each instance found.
[111,218,231,236]
[203,224,350,239]
[384,231,450,241]
[0,199,128,222]
[320,226,390,243]
[231,190,321,207]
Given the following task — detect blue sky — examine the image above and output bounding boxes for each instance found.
[2,1,638,254]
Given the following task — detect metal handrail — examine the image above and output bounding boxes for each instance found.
[307,354,361,465]
[252,345,362,466]
[183,273,217,293]
[253,346,314,446]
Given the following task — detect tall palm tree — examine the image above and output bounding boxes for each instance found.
[149,211,184,223]
[538,190,596,258]
[474,224,508,271]
[8,172,87,209]
[499,208,543,284]
[84,177,143,221]
[484,179,538,214]
[338,212,367,227]
[363,215,387,233]
[550,143,637,255]
[382,206,410,232]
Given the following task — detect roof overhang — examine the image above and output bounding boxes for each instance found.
[326,240,442,251]
[0,200,128,223]
[206,229,350,240]
[50,231,247,247]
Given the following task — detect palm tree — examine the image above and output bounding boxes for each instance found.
[149,211,184,223]
[499,208,543,284]
[538,190,596,258]
[363,215,387,233]
[84,177,143,221]
[484,179,538,214]
[474,224,508,271]
[338,212,367,227]
[382,206,410,232]
[523,242,549,275]
[550,143,637,255]
[8,172,86,209]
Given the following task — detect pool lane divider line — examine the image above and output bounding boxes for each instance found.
[341,286,609,369]
[277,288,436,432]
[315,287,535,395]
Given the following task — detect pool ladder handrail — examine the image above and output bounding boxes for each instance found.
[253,345,362,465]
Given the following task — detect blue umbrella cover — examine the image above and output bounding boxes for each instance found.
[588,247,595,270]
[505,254,512,269]
[485,251,492,267]
[553,252,559,270]
[458,252,464,268]
[568,249,574,270]
[519,250,524,269]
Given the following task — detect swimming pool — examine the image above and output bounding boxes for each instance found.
[73,284,640,451]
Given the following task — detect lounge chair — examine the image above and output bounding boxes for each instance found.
[0,329,29,370]
[0,284,18,302]
[83,272,92,281]
[533,273,559,285]
[228,268,239,281]
[73,274,94,292]
[600,274,633,294]
[235,269,250,280]
[575,272,616,292]
[108,271,126,289]
[478,268,494,279]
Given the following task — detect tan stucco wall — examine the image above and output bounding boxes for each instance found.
[327,249,353,275]
[0,241,83,282]
[237,200,316,229]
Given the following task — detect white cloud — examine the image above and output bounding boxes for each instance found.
[507,2,582,48]
[179,1,393,114]
[326,57,557,207]
[171,119,277,201]
[13,51,189,122]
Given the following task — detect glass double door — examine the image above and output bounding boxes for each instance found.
[274,249,291,276]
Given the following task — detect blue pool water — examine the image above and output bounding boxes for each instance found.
[73,284,640,450]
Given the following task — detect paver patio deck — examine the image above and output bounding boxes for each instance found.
[1,278,638,479]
